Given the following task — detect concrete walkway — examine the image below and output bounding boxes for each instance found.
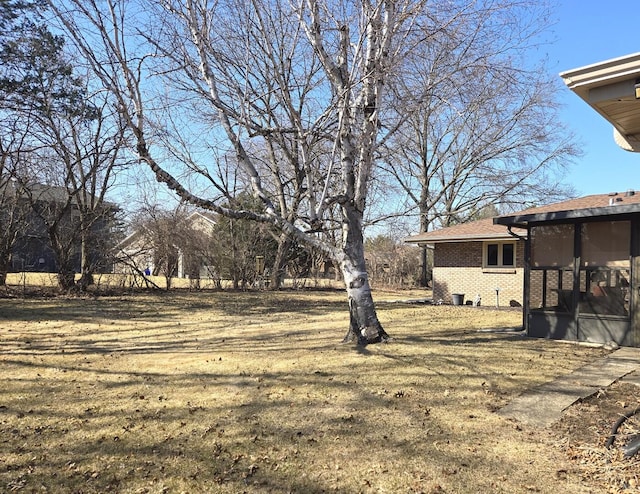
[497,346,640,428]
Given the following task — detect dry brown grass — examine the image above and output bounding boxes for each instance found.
[0,288,612,493]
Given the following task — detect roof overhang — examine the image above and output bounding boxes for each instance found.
[495,203,640,229]
[404,233,519,245]
[561,52,640,152]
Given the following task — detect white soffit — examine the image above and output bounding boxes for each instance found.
[561,52,640,152]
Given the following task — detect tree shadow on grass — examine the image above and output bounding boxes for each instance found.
[0,351,571,493]
[0,290,349,325]
[0,293,609,493]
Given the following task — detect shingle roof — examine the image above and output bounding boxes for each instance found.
[509,191,640,215]
[496,191,640,227]
[404,217,525,244]
[404,190,640,245]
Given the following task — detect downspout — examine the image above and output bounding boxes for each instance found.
[507,226,527,241]
[523,228,531,334]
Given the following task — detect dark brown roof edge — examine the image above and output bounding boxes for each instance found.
[495,203,640,228]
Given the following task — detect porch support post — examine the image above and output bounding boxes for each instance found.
[523,228,531,334]
[572,223,581,335]
[631,218,640,347]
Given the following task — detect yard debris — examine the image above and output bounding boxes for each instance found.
[605,405,640,455]
[622,435,640,458]
[557,382,640,492]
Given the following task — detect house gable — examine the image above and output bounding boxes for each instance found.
[115,209,218,279]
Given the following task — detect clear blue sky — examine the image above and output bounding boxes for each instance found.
[549,0,639,196]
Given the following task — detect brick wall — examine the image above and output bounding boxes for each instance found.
[433,241,525,306]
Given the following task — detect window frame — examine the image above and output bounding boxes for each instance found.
[483,241,516,269]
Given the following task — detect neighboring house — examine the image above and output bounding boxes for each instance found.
[404,218,527,307]
[115,210,217,279]
[405,52,640,348]
[2,182,114,273]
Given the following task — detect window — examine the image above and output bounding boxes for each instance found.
[502,243,514,266]
[487,244,498,265]
[484,241,516,268]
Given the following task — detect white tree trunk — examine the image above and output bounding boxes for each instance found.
[340,207,389,344]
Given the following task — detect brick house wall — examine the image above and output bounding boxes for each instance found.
[432,240,525,306]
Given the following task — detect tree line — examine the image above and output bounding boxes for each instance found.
[1,0,578,342]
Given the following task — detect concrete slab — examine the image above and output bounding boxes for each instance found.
[623,370,640,387]
[497,347,640,428]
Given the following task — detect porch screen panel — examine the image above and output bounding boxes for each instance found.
[579,221,630,317]
[581,221,630,267]
[531,225,573,267]
[529,268,573,313]
[529,270,543,309]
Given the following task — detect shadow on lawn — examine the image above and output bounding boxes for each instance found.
[0,344,553,493]
[0,293,607,493]
[0,290,349,324]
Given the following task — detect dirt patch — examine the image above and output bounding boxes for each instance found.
[556,382,640,493]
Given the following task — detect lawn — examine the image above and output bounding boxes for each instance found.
[0,288,620,493]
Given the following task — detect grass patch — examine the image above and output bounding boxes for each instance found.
[0,289,610,493]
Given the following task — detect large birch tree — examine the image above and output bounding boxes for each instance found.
[47,0,572,341]
[48,0,427,343]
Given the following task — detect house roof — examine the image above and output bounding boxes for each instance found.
[561,52,640,152]
[495,190,640,228]
[190,210,217,225]
[404,217,526,245]
[118,209,217,249]
[405,190,640,244]
[1,181,106,206]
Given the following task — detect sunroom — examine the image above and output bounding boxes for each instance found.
[495,202,640,347]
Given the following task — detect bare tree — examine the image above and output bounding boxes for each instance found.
[49,0,437,343]
[0,135,31,285]
[365,234,420,288]
[379,1,579,285]
[2,3,127,291]
[128,205,190,290]
[12,89,127,292]
[61,95,128,290]
[0,2,50,285]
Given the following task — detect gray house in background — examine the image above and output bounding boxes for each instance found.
[4,182,115,274]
